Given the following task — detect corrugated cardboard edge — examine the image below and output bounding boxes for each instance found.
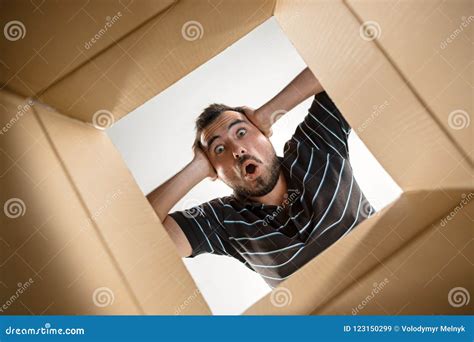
[314,197,473,315]
[1,87,211,314]
[38,0,275,123]
[273,0,471,191]
[244,188,473,315]
[40,104,210,314]
[1,89,142,314]
[0,1,177,98]
[345,0,473,164]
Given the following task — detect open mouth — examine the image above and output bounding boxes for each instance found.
[245,163,256,175]
[241,160,260,179]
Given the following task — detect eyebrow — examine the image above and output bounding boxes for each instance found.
[206,119,246,151]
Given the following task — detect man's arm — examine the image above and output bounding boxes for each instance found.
[244,67,324,136]
[146,148,216,257]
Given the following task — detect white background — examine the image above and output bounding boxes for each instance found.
[107,18,402,315]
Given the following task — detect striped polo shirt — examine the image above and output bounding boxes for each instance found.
[170,91,375,288]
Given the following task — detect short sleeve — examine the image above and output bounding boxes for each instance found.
[168,199,237,258]
[292,91,351,158]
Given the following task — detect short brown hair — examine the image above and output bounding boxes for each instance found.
[194,103,245,148]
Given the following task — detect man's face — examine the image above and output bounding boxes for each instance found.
[200,111,280,198]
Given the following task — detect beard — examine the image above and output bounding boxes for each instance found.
[233,154,281,199]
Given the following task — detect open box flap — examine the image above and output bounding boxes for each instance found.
[314,195,473,315]
[36,0,275,123]
[0,0,176,98]
[346,0,473,163]
[273,0,472,191]
[1,0,472,315]
[244,188,473,315]
[0,89,211,314]
[1,89,143,314]
[34,97,211,314]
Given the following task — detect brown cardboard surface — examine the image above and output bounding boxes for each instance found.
[314,198,474,315]
[274,0,472,191]
[244,189,473,315]
[347,0,473,163]
[1,0,473,315]
[0,0,175,97]
[35,100,210,314]
[1,89,210,314]
[0,90,141,314]
[37,0,275,124]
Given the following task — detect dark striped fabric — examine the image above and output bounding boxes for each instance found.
[170,91,375,288]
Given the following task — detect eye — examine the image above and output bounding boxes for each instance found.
[237,128,247,137]
[214,145,225,155]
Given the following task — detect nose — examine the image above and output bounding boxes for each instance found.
[232,146,247,160]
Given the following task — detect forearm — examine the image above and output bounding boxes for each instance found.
[146,161,207,221]
[257,67,323,122]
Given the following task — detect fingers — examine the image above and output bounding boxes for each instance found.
[265,128,273,138]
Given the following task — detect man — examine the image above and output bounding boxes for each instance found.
[147,67,374,288]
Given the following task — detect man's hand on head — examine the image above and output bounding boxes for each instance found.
[192,145,217,181]
[241,106,273,138]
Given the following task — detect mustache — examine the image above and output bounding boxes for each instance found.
[238,154,262,166]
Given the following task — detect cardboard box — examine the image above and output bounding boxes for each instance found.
[1,0,472,315]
